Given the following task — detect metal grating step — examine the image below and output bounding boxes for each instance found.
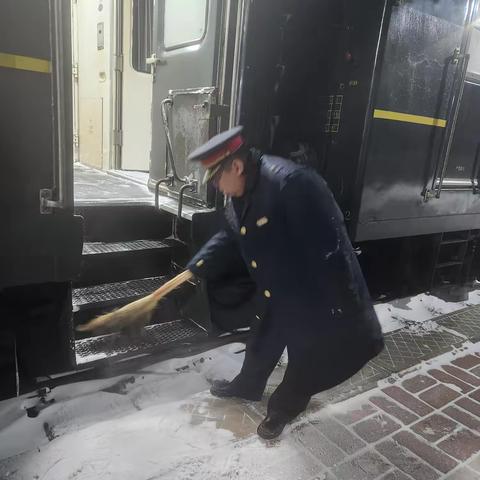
[315,305,480,405]
[73,276,167,308]
[83,240,169,255]
[75,319,207,365]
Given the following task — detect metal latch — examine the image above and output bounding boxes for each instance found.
[40,189,62,214]
[146,53,167,74]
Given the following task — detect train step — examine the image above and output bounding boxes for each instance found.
[75,239,173,287]
[73,276,182,330]
[74,204,173,243]
[82,239,169,255]
[75,318,208,367]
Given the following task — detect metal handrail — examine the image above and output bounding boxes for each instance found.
[154,175,174,209]
[472,143,480,194]
[171,181,198,239]
[41,0,68,214]
[423,50,470,201]
[423,0,477,201]
[160,98,187,184]
[177,181,198,219]
[435,53,470,199]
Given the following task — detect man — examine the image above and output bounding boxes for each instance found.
[187,126,384,439]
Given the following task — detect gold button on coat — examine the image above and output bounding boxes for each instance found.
[196,259,204,267]
[240,226,247,235]
[257,216,269,227]
[264,290,271,298]
[251,260,257,269]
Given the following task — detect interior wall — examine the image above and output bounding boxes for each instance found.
[73,0,115,170]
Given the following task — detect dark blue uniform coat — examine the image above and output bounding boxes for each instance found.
[188,155,383,396]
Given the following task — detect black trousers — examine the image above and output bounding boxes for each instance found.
[230,316,312,420]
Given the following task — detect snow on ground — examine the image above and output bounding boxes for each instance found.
[2,292,480,478]
[375,288,480,334]
[0,344,247,477]
[2,339,480,480]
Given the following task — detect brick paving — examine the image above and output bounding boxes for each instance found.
[282,349,480,480]
[173,343,480,480]
[402,375,437,394]
[169,344,480,480]
[140,343,480,480]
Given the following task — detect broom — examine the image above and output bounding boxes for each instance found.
[76,270,194,335]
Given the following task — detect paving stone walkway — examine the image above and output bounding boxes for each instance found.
[174,346,480,479]
[278,349,480,479]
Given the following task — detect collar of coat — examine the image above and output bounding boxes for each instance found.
[230,149,262,222]
[244,148,262,194]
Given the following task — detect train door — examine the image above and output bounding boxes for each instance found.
[1,0,83,397]
[147,0,227,207]
[72,0,153,172]
[121,0,154,171]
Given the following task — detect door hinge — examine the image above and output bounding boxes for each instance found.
[73,133,79,147]
[72,63,79,79]
[113,130,123,146]
[114,55,123,72]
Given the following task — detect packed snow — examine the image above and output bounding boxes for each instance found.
[2,290,480,478]
[2,339,480,480]
[0,344,250,479]
[374,289,480,334]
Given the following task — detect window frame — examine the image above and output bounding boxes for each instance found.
[162,0,209,52]
[131,0,154,74]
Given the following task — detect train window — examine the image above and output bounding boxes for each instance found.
[132,0,154,73]
[164,0,208,50]
[467,26,480,80]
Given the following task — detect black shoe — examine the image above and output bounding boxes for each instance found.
[257,413,290,439]
[210,380,262,401]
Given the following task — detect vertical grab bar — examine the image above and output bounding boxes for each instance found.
[41,0,69,213]
[154,175,174,209]
[160,98,187,184]
[172,181,198,239]
[424,0,476,201]
[435,53,470,199]
[423,49,469,201]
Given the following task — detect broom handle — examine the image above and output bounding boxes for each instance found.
[151,270,194,301]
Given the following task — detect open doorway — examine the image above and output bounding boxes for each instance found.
[71,0,154,206]
[71,0,236,209]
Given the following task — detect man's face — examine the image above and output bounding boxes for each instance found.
[213,157,246,197]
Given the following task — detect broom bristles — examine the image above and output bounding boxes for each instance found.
[76,270,193,334]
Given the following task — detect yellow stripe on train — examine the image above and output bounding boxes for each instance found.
[0,52,51,74]
[373,109,447,128]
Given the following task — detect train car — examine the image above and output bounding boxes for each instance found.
[1,0,480,399]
